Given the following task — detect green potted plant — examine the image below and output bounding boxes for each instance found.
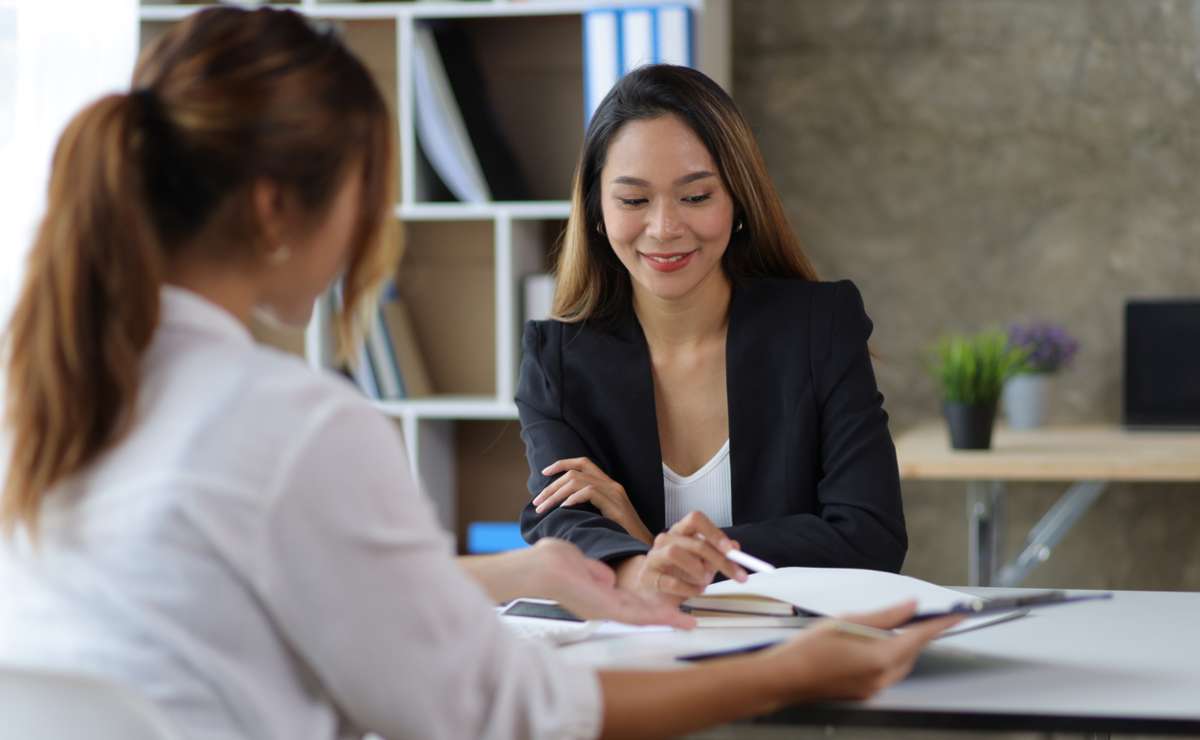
[930,330,1029,449]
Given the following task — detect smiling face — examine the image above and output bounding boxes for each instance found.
[599,114,736,304]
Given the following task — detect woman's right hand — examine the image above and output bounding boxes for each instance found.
[762,601,963,702]
[616,511,749,603]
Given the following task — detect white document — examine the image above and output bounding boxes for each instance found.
[412,25,490,203]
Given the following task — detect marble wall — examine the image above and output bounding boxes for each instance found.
[732,0,1200,589]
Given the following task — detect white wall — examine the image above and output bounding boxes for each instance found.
[0,0,138,327]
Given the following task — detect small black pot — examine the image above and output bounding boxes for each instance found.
[943,400,998,450]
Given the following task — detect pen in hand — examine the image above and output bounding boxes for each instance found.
[724,548,775,574]
[693,534,775,582]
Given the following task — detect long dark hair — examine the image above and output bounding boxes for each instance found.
[2,7,396,536]
[553,64,817,324]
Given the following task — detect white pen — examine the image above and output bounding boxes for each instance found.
[695,533,778,574]
[724,548,776,573]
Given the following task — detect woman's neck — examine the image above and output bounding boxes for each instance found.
[165,254,259,327]
[633,269,732,351]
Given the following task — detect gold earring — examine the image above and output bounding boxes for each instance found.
[268,245,292,265]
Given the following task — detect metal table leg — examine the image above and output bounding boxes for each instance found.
[995,480,1108,587]
[967,481,1006,587]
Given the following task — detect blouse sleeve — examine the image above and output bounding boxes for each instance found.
[254,397,602,740]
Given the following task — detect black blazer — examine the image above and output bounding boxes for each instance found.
[515,277,907,572]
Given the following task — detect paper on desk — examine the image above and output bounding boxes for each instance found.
[590,621,674,637]
[701,567,1012,632]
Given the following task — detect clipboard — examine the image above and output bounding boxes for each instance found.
[905,590,1112,623]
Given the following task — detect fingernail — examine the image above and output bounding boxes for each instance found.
[535,505,544,514]
[719,538,733,552]
[541,466,551,475]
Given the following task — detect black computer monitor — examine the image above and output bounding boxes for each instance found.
[1124,300,1200,428]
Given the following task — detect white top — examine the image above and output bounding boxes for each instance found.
[663,440,732,529]
[0,287,601,740]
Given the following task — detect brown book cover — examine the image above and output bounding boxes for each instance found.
[381,299,434,398]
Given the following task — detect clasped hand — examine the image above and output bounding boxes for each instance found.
[534,458,750,603]
[533,456,654,544]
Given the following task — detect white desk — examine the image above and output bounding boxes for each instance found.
[561,587,1200,736]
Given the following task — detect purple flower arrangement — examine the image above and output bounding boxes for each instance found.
[1007,322,1079,374]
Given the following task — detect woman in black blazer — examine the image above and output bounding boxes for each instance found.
[517,65,906,601]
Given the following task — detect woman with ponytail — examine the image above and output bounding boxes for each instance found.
[0,8,957,740]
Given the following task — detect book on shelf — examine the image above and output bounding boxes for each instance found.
[333,280,429,401]
[412,23,490,203]
[350,341,382,401]
[378,283,434,398]
[365,305,405,400]
[584,5,694,124]
[522,273,556,324]
[432,23,531,202]
[411,21,531,203]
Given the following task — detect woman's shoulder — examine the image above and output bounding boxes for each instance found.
[236,343,372,429]
[736,276,864,313]
[522,316,632,357]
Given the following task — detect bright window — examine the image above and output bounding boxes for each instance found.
[0,0,137,326]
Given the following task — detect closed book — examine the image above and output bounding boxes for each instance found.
[351,342,381,400]
[583,10,619,123]
[380,298,434,398]
[584,6,694,124]
[621,8,654,72]
[682,595,799,617]
[689,567,1025,635]
[365,306,405,399]
[693,616,813,628]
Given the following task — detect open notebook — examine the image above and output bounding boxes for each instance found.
[685,567,1027,633]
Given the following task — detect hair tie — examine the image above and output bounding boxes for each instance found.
[131,87,160,117]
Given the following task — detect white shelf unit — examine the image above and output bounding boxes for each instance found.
[139,0,730,548]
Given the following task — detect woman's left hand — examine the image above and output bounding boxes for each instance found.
[523,539,694,629]
[533,457,653,544]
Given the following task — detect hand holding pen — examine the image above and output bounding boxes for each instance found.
[619,511,750,602]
